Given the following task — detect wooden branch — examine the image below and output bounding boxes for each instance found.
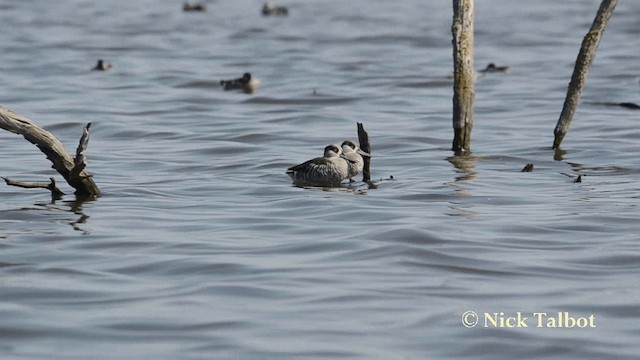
[70,122,91,180]
[451,0,475,154]
[553,0,618,149]
[357,122,371,182]
[0,106,100,197]
[3,177,65,199]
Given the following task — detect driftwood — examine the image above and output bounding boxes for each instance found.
[3,177,65,200]
[0,106,100,197]
[357,122,371,182]
[451,0,475,154]
[553,0,618,149]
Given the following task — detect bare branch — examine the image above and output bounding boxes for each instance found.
[356,122,371,182]
[70,122,91,180]
[0,106,100,196]
[3,176,65,199]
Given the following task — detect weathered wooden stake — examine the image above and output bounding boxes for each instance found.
[0,106,100,197]
[451,0,475,154]
[357,122,371,182]
[553,0,617,149]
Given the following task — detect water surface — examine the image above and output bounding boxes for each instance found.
[1,0,639,358]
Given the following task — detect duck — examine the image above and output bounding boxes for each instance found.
[286,144,350,186]
[92,59,112,71]
[480,63,509,73]
[183,1,206,12]
[340,140,370,181]
[220,73,260,94]
[262,3,288,16]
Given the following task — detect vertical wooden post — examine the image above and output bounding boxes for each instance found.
[552,0,617,149]
[451,0,475,154]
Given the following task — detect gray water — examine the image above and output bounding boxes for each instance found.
[1,0,639,358]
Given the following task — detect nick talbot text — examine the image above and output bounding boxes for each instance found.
[483,312,596,328]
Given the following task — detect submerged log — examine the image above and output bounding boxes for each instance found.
[357,122,371,182]
[451,0,475,154]
[0,106,100,197]
[553,0,618,149]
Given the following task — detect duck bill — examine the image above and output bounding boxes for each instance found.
[357,149,371,157]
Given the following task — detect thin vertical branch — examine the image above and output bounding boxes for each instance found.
[553,0,617,149]
[357,122,371,182]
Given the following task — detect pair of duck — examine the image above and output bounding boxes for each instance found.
[287,140,370,187]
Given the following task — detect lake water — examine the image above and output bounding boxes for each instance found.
[1,0,639,358]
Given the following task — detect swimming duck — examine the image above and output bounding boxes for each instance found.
[262,3,288,16]
[92,60,112,71]
[480,63,509,73]
[340,140,370,181]
[286,144,350,186]
[220,73,260,94]
[183,1,206,12]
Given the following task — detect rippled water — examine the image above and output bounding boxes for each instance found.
[1,0,640,358]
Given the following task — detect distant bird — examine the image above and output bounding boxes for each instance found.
[262,3,288,16]
[183,1,206,12]
[92,60,112,71]
[220,73,260,94]
[618,102,640,110]
[286,144,350,186]
[596,101,640,110]
[480,63,509,73]
[340,140,370,181]
[521,163,534,172]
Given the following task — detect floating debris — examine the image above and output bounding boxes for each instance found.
[574,175,582,183]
